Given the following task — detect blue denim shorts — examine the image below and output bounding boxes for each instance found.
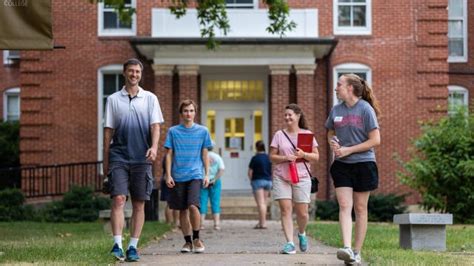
[251,179,272,192]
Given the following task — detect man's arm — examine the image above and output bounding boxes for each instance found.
[146,123,160,162]
[165,148,175,188]
[103,127,114,175]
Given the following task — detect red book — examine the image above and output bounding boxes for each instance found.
[297,133,314,162]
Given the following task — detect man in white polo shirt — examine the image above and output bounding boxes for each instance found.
[103,58,164,262]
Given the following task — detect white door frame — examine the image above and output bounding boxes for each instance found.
[201,68,269,190]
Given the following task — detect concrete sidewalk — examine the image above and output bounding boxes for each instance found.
[127,220,349,265]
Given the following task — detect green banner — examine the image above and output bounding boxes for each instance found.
[0,0,53,50]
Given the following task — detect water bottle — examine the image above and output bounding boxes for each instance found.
[289,161,299,184]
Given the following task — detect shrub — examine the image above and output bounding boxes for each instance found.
[398,108,474,223]
[367,194,407,222]
[0,121,19,168]
[40,186,111,222]
[316,193,407,222]
[316,200,339,221]
[0,188,35,221]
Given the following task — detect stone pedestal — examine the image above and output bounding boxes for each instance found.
[393,213,453,251]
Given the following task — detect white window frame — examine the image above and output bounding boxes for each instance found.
[333,63,372,106]
[448,0,468,63]
[3,87,20,122]
[333,0,372,35]
[3,50,20,65]
[97,65,123,161]
[225,0,257,9]
[97,0,137,37]
[448,85,469,115]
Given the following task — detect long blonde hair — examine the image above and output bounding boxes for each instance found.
[343,74,381,116]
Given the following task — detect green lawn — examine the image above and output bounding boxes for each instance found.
[307,222,474,265]
[0,221,170,265]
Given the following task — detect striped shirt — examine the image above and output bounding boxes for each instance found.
[164,123,212,182]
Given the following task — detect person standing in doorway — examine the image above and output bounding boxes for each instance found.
[248,140,272,229]
[159,156,179,228]
[326,74,381,265]
[104,58,164,262]
[200,141,225,230]
[270,104,319,254]
[165,99,212,253]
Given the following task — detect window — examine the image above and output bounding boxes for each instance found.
[97,65,124,161]
[3,50,20,65]
[3,88,20,121]
[448,86,468,115]
[205,80,264,101]
[333,63,372,105]
[98,0,136,36]
[448,0,467,62]
[225,0,255,9]
[333,0,371,35]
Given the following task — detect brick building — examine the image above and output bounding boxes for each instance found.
[0,0,472,202]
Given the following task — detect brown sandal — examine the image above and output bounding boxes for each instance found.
[253,224,267,229]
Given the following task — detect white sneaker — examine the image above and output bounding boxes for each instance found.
[354,252,362,265]
[336,247,355,264]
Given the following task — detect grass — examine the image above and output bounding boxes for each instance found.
[0,221,171,265]
[307,222,474,265]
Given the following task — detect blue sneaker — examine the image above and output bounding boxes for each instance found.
[126,246,140,262]
[280,242,296,254]
[110,243,125,261]
[298,233,308,252]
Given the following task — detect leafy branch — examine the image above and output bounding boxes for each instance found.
[90,0,296,49]
[169,0,296,49]
[89,0,135,26]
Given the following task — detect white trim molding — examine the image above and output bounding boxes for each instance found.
[333,0,372,35]
[98,0,137,37]
[3,87,20,121]
[448,85,469,114]
[448,0,468,63]
[225,0,257,9]
[3,50,20,65]
[152,8,318,38]
[332,63,372,106]
[97,65,123,162]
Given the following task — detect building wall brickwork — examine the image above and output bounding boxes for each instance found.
[0,0,469,203]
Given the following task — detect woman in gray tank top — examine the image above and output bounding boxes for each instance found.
[325,74,381,265]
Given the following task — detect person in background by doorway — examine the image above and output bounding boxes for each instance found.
[200,141,225,230]
[248,140,272,229]
[159,156,179,228]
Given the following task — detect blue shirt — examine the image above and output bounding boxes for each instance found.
[164,123,212,182]
[249,153,272,181]
[209,151,225,181]
[105,87,164,164]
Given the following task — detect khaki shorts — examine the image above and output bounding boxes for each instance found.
[272,175,311,203]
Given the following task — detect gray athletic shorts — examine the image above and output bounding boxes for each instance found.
[108,162,153,201]
[168,179,202,210]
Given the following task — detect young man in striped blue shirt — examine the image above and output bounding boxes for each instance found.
[164,99,212,253]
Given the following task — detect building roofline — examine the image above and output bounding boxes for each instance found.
[130,37,338,46]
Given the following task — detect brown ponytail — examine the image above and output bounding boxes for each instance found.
[343,74,381,116]
[285,103,308,130]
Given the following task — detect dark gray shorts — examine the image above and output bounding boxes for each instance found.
[168,179,202,210]
[108,162,153,201]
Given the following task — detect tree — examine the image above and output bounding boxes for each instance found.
[90,0,296,49]
[398,108,474,223]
